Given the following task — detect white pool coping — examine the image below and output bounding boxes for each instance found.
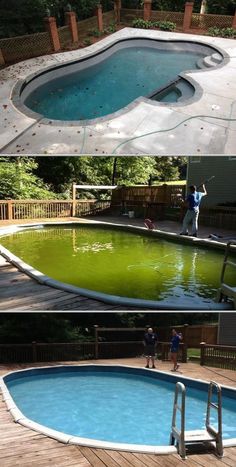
[0,220,235,311]
[1,363,236,454]
[0,28,236,155]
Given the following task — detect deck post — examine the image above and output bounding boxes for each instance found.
[7,200,12,221]
[182,324,189,347]
[183,2,194,32]
[0,48,5,66]
[232,10,236,29]
[200,342,206,366]
[65,11,79,43]
[32,341,37,362]
[94,325,99,359]
[44,16,61,52]
[72,183,76,217]
[96,4,103,32]
[143,0,152,22]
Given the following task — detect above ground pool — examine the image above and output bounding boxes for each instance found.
[2,365,236,451]
[16,38,220,122]
[0,224,235,309]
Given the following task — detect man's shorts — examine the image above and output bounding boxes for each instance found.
[145,345,155,356]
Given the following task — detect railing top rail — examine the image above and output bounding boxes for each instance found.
[202,344,236,350]
[0,199,112,204]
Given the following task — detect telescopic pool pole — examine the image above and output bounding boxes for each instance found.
[197,175,215,190]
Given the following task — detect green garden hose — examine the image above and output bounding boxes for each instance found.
[110,114,236,154]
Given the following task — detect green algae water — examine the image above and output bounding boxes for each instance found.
[1,226,235,306]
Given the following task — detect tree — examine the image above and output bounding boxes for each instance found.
[0,157,57,199]
[0,0,110,38]
[34,156,187,195]
[206,0,236,14]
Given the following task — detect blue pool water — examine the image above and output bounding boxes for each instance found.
[25,46,203,120]
[6,368,236,445]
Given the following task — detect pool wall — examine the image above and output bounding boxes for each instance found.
[12,36,226,126]
[1,364,236,453]
[0,221,235,311]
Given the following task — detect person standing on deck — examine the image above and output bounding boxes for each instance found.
[143,327,158,369]
[180,184,207,237]
[170,329,183,372]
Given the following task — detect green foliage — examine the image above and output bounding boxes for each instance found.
[0,312,219,343]
[208,26,236,38]
[34,156,186,195]
[0,0,99,38]
[132,18,176,31]
[132,18,152,29]
[83,37,92,46]
[1,157,186,200]
[158,20,176,31]
[206,0,236,15]
[104,22,117,34]
[0,314,93,343]
[88,28,103,37]
[0,157,57,199]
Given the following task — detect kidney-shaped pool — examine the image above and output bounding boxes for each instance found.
[16,38,222,122]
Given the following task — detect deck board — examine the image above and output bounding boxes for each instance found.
[0,262,132,311]
[1,359,236,467]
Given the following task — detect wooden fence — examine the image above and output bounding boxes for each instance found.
[200,343,236,370]
[110,184,185,219]
[0,200,111,221]
[95,325,218,351]
[0,341,187,363]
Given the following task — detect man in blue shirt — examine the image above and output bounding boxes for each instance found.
[180,184,207,237]
[170,329,183,371]
[143,327,158,369]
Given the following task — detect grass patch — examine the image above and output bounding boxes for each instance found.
[188,348,200,358]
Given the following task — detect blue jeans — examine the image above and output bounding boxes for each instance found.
[182,209,199,235]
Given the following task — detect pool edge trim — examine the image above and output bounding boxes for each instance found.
[0,220,234,311]
[1,363,236,454]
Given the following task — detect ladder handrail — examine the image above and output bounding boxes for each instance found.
[206,381,223,444]
[170,381,223,459]
[220,240,236,284]
[170,382,186,459]
[171,381,186,436]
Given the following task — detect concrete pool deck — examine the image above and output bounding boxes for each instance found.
[0,28,236,155]
[1,359,236,466]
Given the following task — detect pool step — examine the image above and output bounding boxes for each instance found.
[184,429,215,443]
[211,52,223,64]
[220,283,236,307]
[197,53,223,69]
[170,381,223,459]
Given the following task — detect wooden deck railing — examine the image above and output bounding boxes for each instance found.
[200,343,236,370]
[0,341,187,363]
[0,200,111,221]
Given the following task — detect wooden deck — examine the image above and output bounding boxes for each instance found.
[1,359,236,467]
[0,257,133,311]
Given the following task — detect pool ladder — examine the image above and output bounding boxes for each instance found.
[170,381,223,459]
[217,240,236,308]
